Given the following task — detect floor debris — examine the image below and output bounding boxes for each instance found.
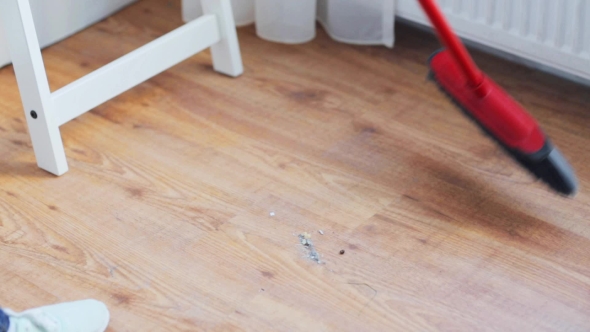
[339,250,345,255]
[299,233,321,264]
[318,230,324,235]
[269,211,275,217]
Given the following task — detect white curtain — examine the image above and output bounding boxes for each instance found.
[182,0,395,47]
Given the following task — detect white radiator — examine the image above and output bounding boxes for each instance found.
[397,0,590,82]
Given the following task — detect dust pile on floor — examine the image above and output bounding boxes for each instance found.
[299,232,321,264]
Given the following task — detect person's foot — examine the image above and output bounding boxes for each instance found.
[4,299,109,332]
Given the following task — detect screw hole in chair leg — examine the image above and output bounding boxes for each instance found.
[30,110,37,119]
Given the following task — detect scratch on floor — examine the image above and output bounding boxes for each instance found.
[97,255,118,278]
[348,282,378,316]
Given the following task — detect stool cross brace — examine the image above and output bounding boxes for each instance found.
[0,0,243,175]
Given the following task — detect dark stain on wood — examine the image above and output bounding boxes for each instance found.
[133,123,147,129]
[52,245,68,253]
[417,238,428,245]
[361,126,378,135]
[126,187,144,198]
[72,148,86,156]
[113,293,131,305]
[288,89,325,103]
[402,194,421,202]
[411,154,581,254]
[351,120,382,137]
[11,140,28,147]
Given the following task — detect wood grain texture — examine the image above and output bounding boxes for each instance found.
[1,1,589,331]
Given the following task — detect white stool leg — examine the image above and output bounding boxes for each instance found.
[200,0,244,77]
[0,0,68,175]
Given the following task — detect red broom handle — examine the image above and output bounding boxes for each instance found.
[417,0,483,86]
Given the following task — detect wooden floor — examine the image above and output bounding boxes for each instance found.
[1,1,589,331]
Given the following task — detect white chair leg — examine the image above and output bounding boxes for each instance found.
[0,0,68,175]
[200,0,244,77]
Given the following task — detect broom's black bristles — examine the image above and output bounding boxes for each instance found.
[428,71,578,196]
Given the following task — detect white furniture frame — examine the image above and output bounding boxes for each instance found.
[0,0,243,175]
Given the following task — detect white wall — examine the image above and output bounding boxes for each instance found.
[0,0,137,68]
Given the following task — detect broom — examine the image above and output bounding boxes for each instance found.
[417,0,578,196]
